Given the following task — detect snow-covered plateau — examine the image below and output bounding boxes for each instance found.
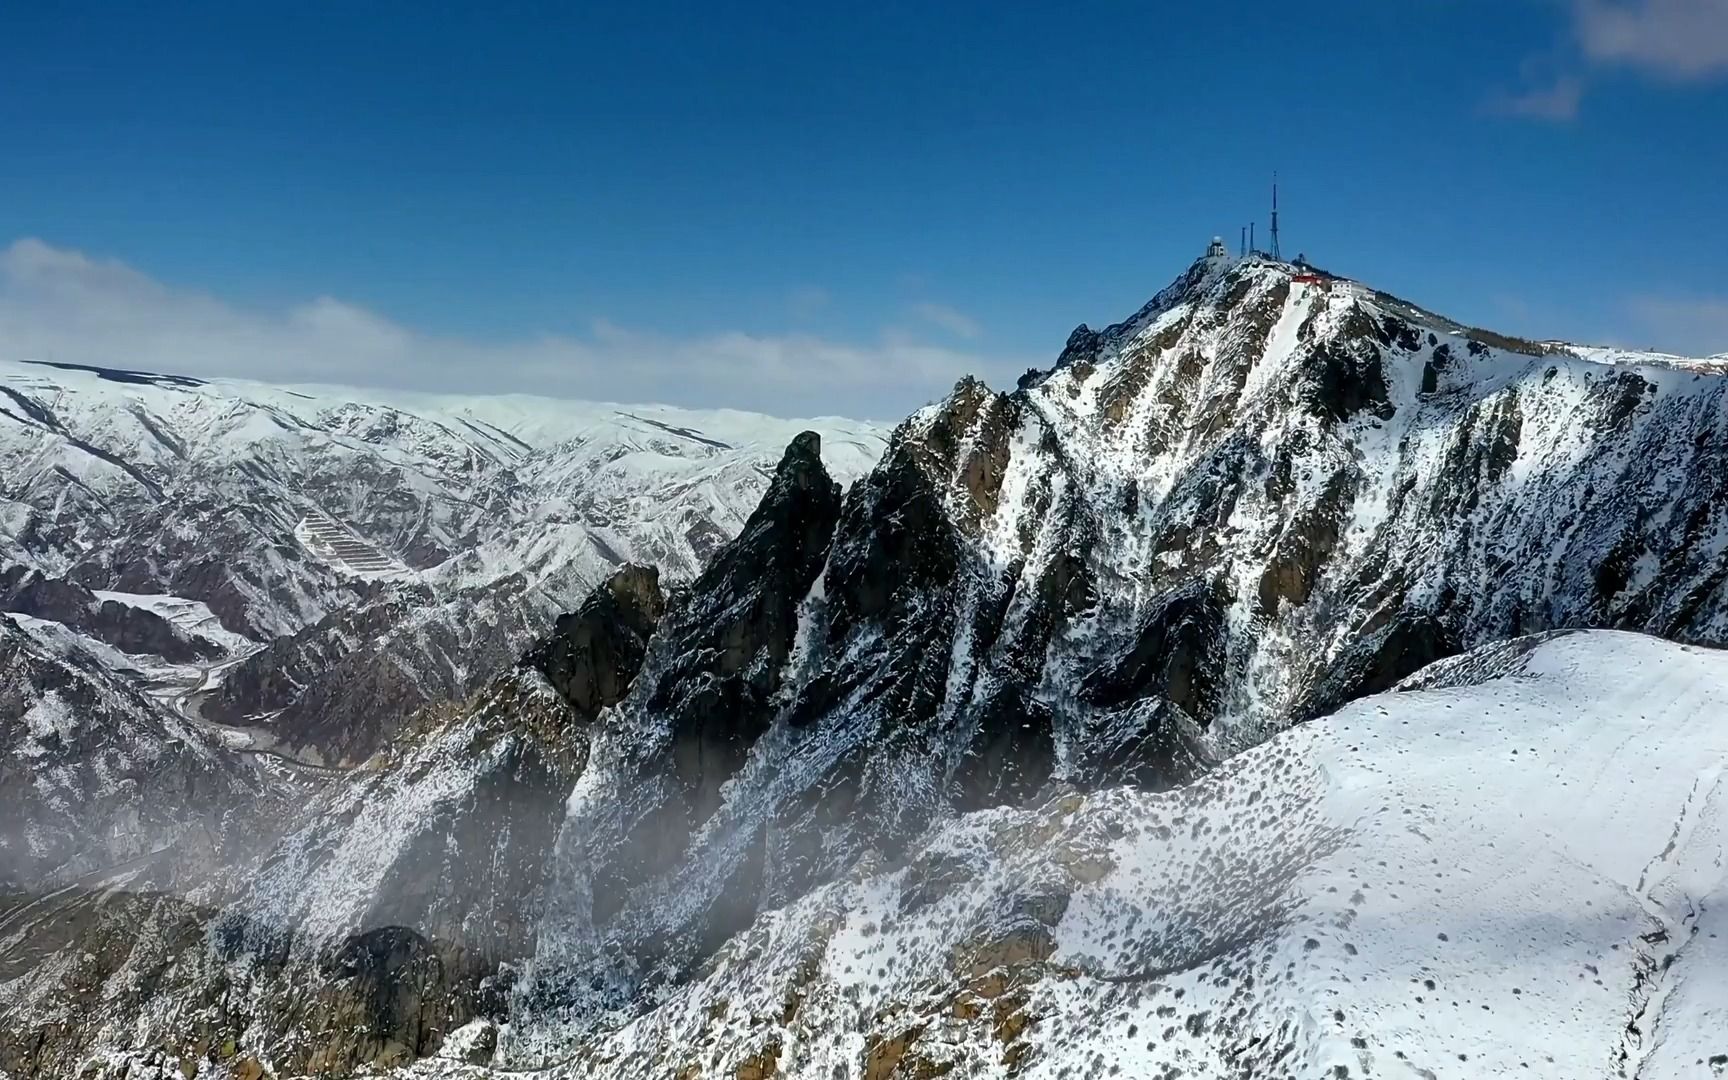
[7,250,1728,1079]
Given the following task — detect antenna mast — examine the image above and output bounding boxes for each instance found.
[1270,173,1282,261]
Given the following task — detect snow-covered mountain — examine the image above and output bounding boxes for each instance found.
[0,359,885,762]
[7,249,1728,1079]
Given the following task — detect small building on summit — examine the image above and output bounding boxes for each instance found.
[1207,236,1229,259]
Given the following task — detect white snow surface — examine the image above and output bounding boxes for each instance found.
[442,631,1728,1078]
[1569,345,1728,373]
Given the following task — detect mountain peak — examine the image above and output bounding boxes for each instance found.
[778,428,824,477]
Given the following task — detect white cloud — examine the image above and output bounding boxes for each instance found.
[910,302,983,340]
[1574,0,1728,79]
[1495,0,1728,121]
[0,239,1032,420]
[1490,74,1586,120]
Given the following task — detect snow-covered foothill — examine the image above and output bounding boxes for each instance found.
[489,631,1728,1079]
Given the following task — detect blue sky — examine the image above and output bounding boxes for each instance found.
[1,1,1724,417]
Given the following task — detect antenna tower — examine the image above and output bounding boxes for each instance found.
[1270,174,1282,261]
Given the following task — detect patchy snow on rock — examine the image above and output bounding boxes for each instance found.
[90,590,255,655]
[0,614,286,894]
[18,689,77,758]
[466,631,1728,1079]
[12,254,1728,1080]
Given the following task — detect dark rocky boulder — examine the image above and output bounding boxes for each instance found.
[523,562,665,720]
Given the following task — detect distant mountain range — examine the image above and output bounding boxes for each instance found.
[0,361,883,765]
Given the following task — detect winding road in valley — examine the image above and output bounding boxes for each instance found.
[158,656,348,778]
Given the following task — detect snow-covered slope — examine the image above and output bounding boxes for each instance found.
[1,564,669,1077]
[0,359,884,761]
[17,631,1728,1078]
[468,630,1728,1079]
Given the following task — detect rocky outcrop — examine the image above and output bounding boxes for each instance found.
[653,432,841,817]
[533,434,844,976]
[525,564,665,719]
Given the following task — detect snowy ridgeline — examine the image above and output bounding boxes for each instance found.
[88,590,255,655]
[0,356,885,626]
[445,631,1728,1079]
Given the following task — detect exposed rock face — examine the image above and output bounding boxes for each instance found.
[524,435,845,989]
[14,255,1728,1078]
[650,432,841,817]
[524,563,665,719]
